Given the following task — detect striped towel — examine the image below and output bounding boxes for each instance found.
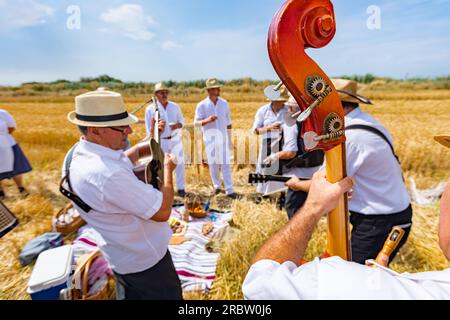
[169,206,233,292]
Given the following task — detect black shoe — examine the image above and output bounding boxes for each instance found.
[0,191,5,200]
[211,189,222,196]
[18,187,29,198]
[177,190,187,197]
[226,193,238,200]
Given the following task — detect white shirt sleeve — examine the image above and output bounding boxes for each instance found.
[243,259,319,300]
[194,103,204,124]
[252,108,264,133]
[226,103,232,127]
[176,104,185,127]
[102,169,163,220]
[282,125,298,152]
[345,137,366,177]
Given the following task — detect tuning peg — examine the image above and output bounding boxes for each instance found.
[264,81,283,100]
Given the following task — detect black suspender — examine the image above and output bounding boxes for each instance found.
[59,144,92,213]
[346,124,401,164]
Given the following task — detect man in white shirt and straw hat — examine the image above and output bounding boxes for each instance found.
[252,86,289,196]
[64,90,182,300]
[145,82,187,197]
[286,79,412,266]
[194,78,237,199]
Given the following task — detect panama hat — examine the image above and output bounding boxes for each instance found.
[285,93,300,109]
[68,90,138,127]
[331,79,373,105]
[154,82,170,94]
[267,85,290,102]
[434,135,450,148]
[205,78,222,89]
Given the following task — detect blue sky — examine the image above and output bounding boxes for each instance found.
[0,0,449,85]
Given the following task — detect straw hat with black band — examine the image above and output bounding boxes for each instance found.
[68,90,138,127]
[331,79,373,105]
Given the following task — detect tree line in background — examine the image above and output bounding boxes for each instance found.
[0,74,449,97]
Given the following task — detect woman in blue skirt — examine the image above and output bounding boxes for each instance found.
[0,109,32,199]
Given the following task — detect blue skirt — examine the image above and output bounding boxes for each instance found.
[0,144,32,181]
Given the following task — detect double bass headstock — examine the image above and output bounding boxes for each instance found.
[268,0,345,152]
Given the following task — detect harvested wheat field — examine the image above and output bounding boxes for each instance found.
[0,85,449,300]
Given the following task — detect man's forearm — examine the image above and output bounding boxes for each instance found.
[252,202,322,265]
[125,145,140,164]
[151,171,174,222]
[161,170,174,210]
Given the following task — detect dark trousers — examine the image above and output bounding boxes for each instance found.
[286,189,308,220]
[350,205,413,265]
[114,251,183,300]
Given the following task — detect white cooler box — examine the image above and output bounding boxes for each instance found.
[27,245,73,300]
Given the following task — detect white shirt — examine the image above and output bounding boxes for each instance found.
[194,97,232,141]
[252,104,288,140]
[282,123,321,179]
[0,109,17,146]
[65,139,170,275]
[344,108,410,214]
[243,257,450,300]
[194,97,233,164]
[145,101,185,139]
[0,119,14,173]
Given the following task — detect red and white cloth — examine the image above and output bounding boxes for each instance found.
[169,206,233,292]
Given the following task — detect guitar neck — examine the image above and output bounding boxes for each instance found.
[249,174,291,184]
[153,98,161,143]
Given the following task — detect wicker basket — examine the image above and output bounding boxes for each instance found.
[72,249,110,300]
[184,194,207,219]
[54,204,86,235]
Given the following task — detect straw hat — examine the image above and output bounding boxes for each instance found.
[286,93,300,109]
[434,135,450,148]
[205,78,222,89]
[267,85,290,102]
[331,79,372,105]
[154,82,170,94]
[68,90,138,127]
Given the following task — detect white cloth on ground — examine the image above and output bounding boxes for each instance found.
[169,206,233,292]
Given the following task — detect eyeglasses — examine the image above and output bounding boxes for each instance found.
[108,127,129,134]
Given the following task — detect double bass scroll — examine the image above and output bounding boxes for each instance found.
[268,0,351,260]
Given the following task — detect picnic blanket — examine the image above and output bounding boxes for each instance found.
[169,205,233,292]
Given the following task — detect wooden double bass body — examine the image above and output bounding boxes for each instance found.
[268,0,351,260]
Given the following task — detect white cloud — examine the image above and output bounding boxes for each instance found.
[162,41,183,50]
[100,4,155,41]
[0,0,54,31]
